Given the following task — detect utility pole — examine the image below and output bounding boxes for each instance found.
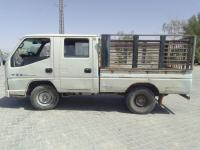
[59,0,64,34]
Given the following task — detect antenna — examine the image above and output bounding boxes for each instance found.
[59,0,64,34]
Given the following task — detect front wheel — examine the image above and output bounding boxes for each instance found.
[30,85,59,110]
[126,88,156,114]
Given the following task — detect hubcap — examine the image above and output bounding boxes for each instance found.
[37,91,53,105]
[135,95,147,107]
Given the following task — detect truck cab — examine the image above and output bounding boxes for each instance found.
[6,34,100,95]
[5,34,196,114]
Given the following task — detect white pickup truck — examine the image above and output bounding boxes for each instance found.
[5,34,196,114]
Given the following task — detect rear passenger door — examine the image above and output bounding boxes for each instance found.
[59,37,95,93]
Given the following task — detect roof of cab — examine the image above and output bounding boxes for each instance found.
[25,34,99,37]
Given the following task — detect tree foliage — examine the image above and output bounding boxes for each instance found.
[162,19,185,35]
[163,13,200,63]
[183,13,200,63]
[0,49,9,62]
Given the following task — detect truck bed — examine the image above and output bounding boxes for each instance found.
[100,68,192,94]
[99,34,195,95]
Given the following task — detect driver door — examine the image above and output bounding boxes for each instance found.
[7,37,54,96]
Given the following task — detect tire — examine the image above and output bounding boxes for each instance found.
[126,87,156,114]
[30,85,59,110]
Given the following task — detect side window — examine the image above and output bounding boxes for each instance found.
[64,39,89,57]
[11,38,50,67]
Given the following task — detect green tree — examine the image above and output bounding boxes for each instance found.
[183,13,200,63]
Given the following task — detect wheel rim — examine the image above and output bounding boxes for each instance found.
[37,91,54,106]
[135,95,148,107]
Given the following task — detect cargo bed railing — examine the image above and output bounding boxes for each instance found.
[100,34,196,71]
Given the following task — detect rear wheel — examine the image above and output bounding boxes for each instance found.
[30,85,59,110]
[126,87,156,114]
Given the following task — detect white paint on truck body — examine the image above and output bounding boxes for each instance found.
[5,34,193,97]
[100,71,192,94]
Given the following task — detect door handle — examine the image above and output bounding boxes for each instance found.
[45,68,53,73]
[84,68,92,73]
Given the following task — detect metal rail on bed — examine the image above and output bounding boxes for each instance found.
[100,34,196,72]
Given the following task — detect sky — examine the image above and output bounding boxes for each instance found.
[0,0,200,51]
